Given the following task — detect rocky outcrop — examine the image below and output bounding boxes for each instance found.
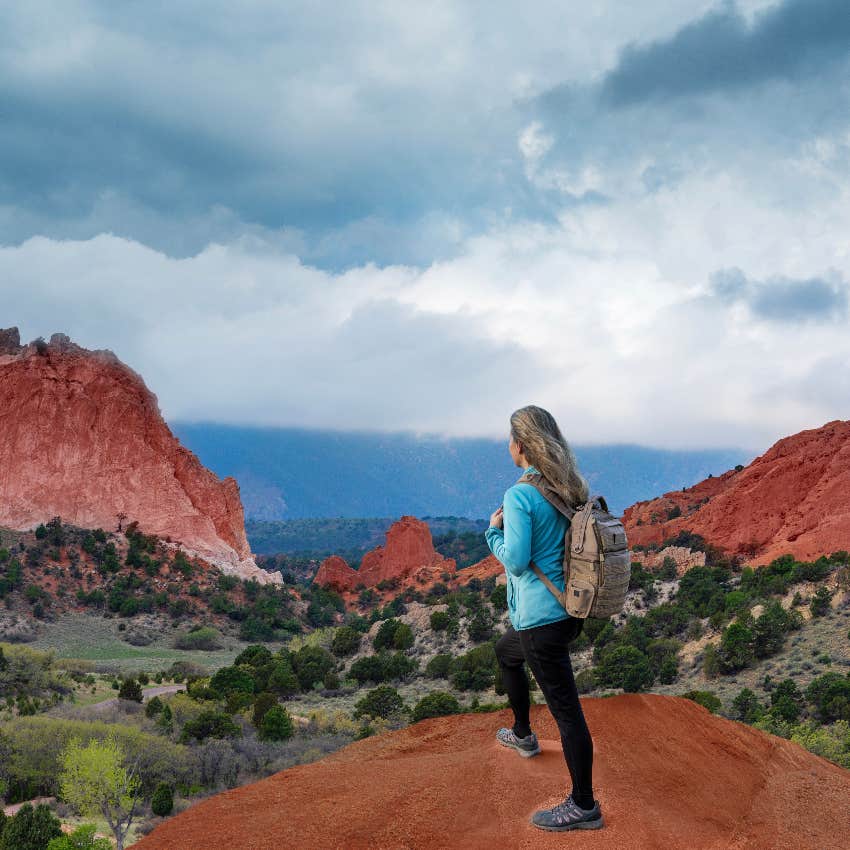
[313,555,359,593]
[624,420,850,565]
[632,546,707,576]
[314,516,456,598]
[135,693,850,850]
[357,515,453,585]
[0,328,278,584]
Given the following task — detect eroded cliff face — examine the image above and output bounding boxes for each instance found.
[0,328,279,584]
[623,420,850,565]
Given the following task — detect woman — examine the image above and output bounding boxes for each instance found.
[484,405,603,832]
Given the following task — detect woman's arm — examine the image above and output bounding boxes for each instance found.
[484,487,533,577]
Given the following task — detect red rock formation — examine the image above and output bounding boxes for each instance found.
[457,553,504,584]
[0,328,278,584]
[314,516,457,600]
[624,420,850,565]
[135,693,850,850]
[313,555,359,593]
[357,515,453,585]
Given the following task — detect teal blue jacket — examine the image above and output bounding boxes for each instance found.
[484,465,571,630]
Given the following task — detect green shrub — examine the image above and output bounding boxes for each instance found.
[489,585,507,611]
[117,678,143,703]
[2,803,62,850]
[47,823,111,850]
[292,645,335,691]
[770,678,804,724]
[732,688,764,723]
[412,691,461,722]
[677,566,729,618]
[349,652,416,685]
[681,690,721,713]
[209,666,255,698]
[144,696,164,719]
[331,626,361,657]
[252,693,278,727]
[151,782,174,817]
[425,654,453,679]
[234,645,273,667]
[373,619,403,651]
[790,720,850,769]
[392,623,415,650]
[642,603,690,638]
[467,610,494,643]
[259,705,294,741]
[595,645,654,692]
[575,668,596,694]
[180,710,241,743]
[267,659,299,697]
[353,685,404,719]
[751,602,800,659]
[429,611,452,632]
[173,627,223,651]
[810,586,833,617]
[805,673,850,722]
[717,622,754,672]
[450,644,497,692]
[646,638,681,682]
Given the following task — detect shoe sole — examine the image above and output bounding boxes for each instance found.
[531,816,605,832]
[496,738,541,758]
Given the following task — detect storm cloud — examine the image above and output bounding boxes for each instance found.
[602,0,850,104]
[2,1,850,451]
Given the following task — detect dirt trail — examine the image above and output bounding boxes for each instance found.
[135,693,850,850]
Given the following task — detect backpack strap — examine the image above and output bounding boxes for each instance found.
[571,500,594,555]
[530,561,566,608]
[516,471,577,520]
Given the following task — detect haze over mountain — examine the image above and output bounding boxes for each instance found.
[172,422,750,520]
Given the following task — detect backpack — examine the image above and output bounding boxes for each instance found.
[517,469,631,619]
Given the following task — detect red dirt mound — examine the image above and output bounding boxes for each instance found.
[135,694,850,850]
[624,420,850,565]
[0,327,276,584]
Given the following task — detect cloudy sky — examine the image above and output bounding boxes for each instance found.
[2,0,849,450]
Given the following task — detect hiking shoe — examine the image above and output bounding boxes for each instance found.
[531,795,604,832]
[495,727,541,757]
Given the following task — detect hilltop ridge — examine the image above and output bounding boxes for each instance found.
[135,693,850,850]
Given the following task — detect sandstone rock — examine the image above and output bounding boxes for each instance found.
[313,555,359,593]
[624,420,850,566]
[357,515,452,585]
[632,546,706,576]
[0,328,278,584]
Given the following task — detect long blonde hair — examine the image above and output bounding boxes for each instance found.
[510,405,589,508]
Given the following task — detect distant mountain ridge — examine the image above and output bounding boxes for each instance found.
[172,423,750,520]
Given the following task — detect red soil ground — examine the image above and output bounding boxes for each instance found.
[136,694,850,850]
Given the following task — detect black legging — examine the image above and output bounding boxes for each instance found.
[495,618,595,809]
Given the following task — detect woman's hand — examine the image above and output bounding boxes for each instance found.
[489,505,504,529]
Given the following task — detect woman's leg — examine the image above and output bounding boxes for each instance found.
[519,618,594,808]
[495,626,532,737]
